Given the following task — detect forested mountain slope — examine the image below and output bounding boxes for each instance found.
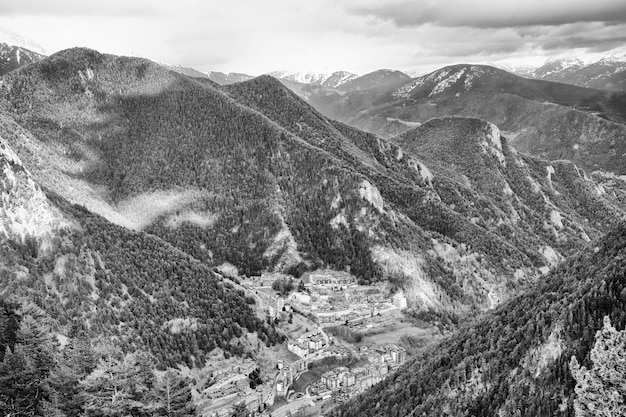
[293,64,626,175]
[333,221,626,417]
[0,135,282,368]
[1,48,625,319]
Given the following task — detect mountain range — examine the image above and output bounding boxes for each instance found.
[525,55,626,91]
[289,63,626,176]
[2,38,626,417]
[2,46,626,322]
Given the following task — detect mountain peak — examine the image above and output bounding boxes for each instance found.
[0,27,46,55]
[266,70,358,88]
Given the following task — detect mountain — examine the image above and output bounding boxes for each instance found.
[268,70,358,88]
[530,56,626,91]
[531,57,585,80]
[0,28,46,55]
[206,70,255,85]
[332,220,626,417]
[0,42,44,76]
[295,64,626,175]
[1,47,625,323]
[163,63,210,79]
[162,65,256,85]
[0,133,281,368]
[338,69,411,92]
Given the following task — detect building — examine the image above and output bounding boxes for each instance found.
[304,269,356,289]
[343,373,356,387]
[387,345,407,365]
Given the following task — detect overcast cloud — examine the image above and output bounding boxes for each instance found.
[0,0,625,76]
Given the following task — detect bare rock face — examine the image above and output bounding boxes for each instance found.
[0,136,70,253]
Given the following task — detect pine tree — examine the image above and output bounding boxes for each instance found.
[0,310,59,416]
[81,349,159,417]
[569,316,626,417]
[154,368,196,416]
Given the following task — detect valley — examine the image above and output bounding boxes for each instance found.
[1,11,626,417]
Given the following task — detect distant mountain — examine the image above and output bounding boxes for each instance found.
[0,27,46,55]
[206,70,255,85]
[333,220,626,417]
[267,70,358,88]
[529,56,626,91]
[294,63,626,174]
[2,47,625,327]
[338,69,411,92]
[163,63,210,79]
[532,57,585,80]
[0,42,44,76]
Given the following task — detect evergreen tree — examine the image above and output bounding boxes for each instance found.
[81,349,159,417]
[570,316,626,417]
[0,310,59,416]
[154,368,195,416]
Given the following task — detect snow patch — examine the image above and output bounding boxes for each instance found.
[429,68,466,97]
[503,183,513,196]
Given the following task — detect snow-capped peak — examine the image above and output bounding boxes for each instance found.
[543,57,584,70]
[268,70,358,87]
[0,28,46,55]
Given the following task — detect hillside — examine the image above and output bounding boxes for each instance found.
[0,42,43,76]
[1,48,625,321]
[0,134,280,415]
[332,220,626,417]
[292,64,626,174]
[0,135,282,368]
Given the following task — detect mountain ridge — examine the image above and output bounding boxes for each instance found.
[2,47,625,322]
[333,219,626,416]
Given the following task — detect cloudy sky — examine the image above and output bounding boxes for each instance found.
[1,0,626,76]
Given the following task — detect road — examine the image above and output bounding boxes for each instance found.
[268,397,315,417]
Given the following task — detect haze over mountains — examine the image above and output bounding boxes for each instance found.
[2,28,626,417]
